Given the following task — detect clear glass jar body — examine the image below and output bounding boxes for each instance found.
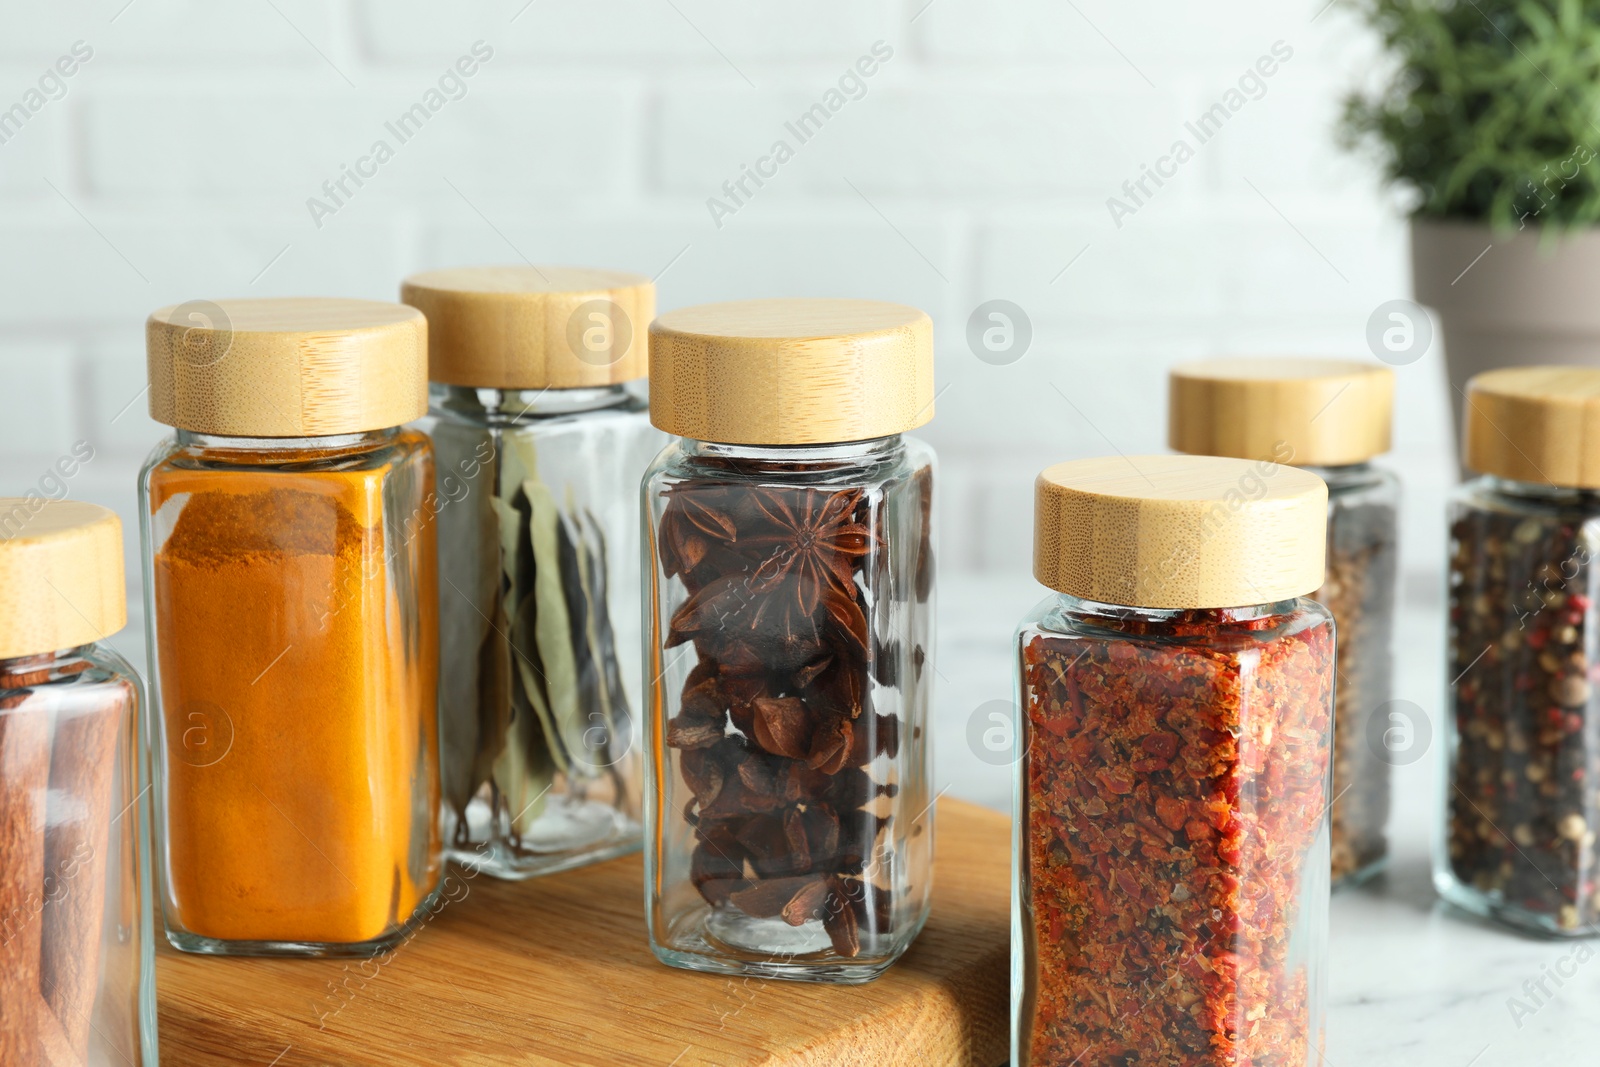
[1440,475,1600,934]
[0,644,157,1065]
[138,428,441,956]
[643,435,936,982]
[1014,594,1334,1067]
[1306,462,1399,887]
[417,384,663,878]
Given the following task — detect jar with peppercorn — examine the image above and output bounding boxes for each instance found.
[642,298,936,982]
[1016,455,1335,1066]
[1441,366,1600,936]
[403,267,662,880]
[1170,357,1398,887]
[0,500,157,1065]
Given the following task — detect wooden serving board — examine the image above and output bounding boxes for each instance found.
[156,799,1010,1066]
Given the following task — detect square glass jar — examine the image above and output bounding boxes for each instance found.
[642,297,939,982]
[643,435,936,982]
[420,384,663,877]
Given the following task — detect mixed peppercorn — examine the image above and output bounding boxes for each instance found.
[1019,607,1333,1066]
[1447,503,1600,932]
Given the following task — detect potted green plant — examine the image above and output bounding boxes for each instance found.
[1343,0,1600,443]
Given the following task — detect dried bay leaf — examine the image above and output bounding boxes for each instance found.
[430,418,500,818]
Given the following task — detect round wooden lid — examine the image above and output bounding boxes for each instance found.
[649,298,934,445]
[1168,357,1394,467]
[401,266,654,389]
[1034,455,1328,610]
[147,298,428,436]
[1464,366,1600,488]
[0,500,125,659]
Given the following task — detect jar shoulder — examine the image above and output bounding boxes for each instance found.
[1326,463,1399,508]
[1452,476,1600,522]
[1017,594,1333,654]
[644,436,933,495]
[422,400,652,433]
[142,431,430,488]
[140,432,433,531]
[0,643,141,707]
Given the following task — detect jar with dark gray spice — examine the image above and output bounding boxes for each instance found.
[1170,357,1399,887]
[1441,366,1600,935]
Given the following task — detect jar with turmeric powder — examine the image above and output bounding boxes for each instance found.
[139,298,442,956]
[0,499,157,1064]
[403,267,663,879]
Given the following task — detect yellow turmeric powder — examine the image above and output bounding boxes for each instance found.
[146,430,440,949]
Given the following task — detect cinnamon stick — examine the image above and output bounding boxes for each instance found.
[41,684,123,1059]
[34,988,82,1067]
[0,691,54,1065]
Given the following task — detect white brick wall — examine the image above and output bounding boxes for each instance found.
[0,0,1455,649]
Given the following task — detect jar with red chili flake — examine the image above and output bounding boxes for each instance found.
[1441,367,1600,935]
[643,299,936,982]
[1016,455,1335,1067]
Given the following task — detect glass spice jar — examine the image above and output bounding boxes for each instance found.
[1441,366,1600,935]
[139,298,441,957]
[1170,357,1399,886]
[1016,455,1335,1067]
[0,499,157,1065]
[643,298,936,982]
[402,267,662,878]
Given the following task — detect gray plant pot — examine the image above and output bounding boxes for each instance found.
[1412,218,1600,451]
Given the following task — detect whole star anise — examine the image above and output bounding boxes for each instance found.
[745,488,871,610]
[659,475,896,960]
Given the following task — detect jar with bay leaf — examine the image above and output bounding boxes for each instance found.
[0,500,156,1065]
[643,299,937,983]
[404,267,662,878]
[141,298,441,956]
[1170,357,1399,888]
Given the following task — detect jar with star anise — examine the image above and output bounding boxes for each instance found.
[642,298,936,982]
[1441,367,1600,936]
[402,267,663,880]
[1017,456,1334,1067]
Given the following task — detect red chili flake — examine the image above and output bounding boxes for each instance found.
[1018,607,1333,1066]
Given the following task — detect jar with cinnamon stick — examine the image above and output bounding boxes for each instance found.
[403,267,663,879]
[1170,357,1398,887]
[1016,456,1335,1066]
[643,299,936,982]
[0,499,157,1065]
[139,298,441,956]
[1442,367,1600,935]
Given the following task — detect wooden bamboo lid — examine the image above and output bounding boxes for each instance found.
[649,298,934,445]
[0,500,125,659]
[147,298,428,436]
[1464,366,1600,488]
[1034,455,1328,610]
[1168,357,1394,467]
[401,266,654,389]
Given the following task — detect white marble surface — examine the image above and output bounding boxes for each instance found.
[934,571,1593,1065]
